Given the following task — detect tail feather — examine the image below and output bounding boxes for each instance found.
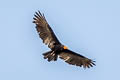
[43,51,58,61]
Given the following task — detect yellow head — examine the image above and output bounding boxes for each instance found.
[63,46,68,49]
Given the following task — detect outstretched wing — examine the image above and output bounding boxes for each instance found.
[33,11,61,49]
[59,49,95,68]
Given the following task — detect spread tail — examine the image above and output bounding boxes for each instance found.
[43,51,58,62]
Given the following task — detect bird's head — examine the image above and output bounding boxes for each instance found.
[60,45,68,50]
[63,45,68,50]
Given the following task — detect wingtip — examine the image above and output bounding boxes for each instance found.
[38,10,40,13]
[32,21,35,23]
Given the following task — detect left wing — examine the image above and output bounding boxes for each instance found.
[33,11,61,49]
[59,49,95,68]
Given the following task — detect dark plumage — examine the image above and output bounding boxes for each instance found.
[33,11,95,68]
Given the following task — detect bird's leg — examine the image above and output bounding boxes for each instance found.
[47,51,55,61]
[51,51,55,56]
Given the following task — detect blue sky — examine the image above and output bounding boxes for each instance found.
[0,0,120,80]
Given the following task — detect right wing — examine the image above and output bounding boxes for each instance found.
[59,49,95,68]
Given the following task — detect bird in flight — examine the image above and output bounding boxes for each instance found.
[33,11,95,68]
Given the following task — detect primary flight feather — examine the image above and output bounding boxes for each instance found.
[33,11,95,68]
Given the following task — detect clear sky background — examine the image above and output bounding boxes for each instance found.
[0,0,120,80]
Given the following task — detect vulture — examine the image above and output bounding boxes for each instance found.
[33,11,95,68]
